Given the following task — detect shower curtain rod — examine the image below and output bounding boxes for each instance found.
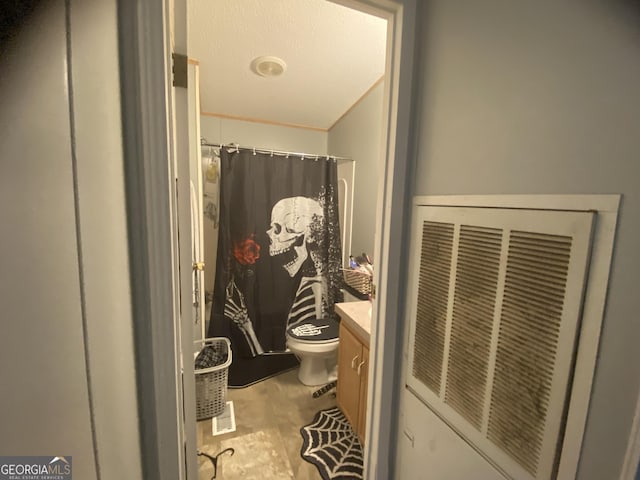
[201,142,353,162]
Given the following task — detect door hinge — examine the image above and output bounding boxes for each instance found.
[172,53,188,88]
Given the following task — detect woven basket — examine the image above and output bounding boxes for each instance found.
[342,269,373,296]
[194,337,232,420]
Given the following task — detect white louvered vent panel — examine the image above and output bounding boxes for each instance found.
[405,206,594,480]
[444,225,502,430]
[487,232,572,476]
[411,221,455,395]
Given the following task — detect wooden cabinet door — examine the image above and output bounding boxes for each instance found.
[337,323,363,430]
[357,344,369,443]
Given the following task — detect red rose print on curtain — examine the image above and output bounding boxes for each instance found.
[233,234,261,265]
[227,233,264,357]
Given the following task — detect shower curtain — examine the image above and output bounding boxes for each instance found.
[208,147,343,362]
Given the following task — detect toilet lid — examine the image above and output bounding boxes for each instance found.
[286,317,339,343]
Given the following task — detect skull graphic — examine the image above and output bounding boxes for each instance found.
[267,196,324,277]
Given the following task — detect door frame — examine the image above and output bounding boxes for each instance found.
[118,0,418,478]
[622,392,640,480]
[331,1,418,477]
[118,0,190,479]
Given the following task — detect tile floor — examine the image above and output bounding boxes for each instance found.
[197,368,337,480]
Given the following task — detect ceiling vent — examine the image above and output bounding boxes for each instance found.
[250,56,287,78]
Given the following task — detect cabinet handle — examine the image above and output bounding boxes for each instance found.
[351,354,360,369]
[357,359,366,376]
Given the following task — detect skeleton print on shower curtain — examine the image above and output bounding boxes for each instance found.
[223,234,265,356]
[221,195,334,355]
[266,196,330,329]
[209,147,343,358]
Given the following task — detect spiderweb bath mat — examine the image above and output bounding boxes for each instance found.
[300,406,363,480]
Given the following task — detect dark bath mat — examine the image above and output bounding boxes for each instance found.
[300,406,363,480]
[228,352,299,388]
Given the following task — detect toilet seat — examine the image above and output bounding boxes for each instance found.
[286,317,339,345]
[286,317,340,386]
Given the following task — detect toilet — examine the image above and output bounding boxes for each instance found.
[286,317,340,386]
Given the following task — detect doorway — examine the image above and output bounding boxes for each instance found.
[190,2,386,477]
[118,0,418,479]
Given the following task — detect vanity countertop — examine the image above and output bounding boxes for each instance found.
[335,301,371,347]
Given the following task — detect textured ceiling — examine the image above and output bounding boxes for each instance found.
[188,0,387,130]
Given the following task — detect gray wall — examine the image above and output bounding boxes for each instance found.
[406,0,640,478]
[328,82,384,262]
[201,115,328,154]
[0,1,142,478]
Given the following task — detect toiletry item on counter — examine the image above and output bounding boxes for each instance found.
[348,252,374,275]
[360,255,374,275]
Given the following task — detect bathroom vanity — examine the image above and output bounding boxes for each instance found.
[335,301,371,444]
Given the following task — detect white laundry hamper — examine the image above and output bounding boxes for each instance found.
[194,337,232,421]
